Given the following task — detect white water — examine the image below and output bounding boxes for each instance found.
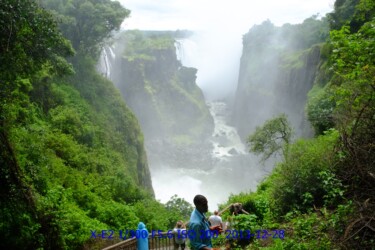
[145,37,266,211]
[97,46,116,79]
[97,37,267,211]
[175,34,241,101]
[209,102,246,159]
[175,39,198,68]
[151,101,266,211]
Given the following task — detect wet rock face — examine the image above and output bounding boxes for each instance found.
[146,138,214,170]
[232,33,322,140]
[231,18,329,140]
[103,31,215,174]
[114,32,213,142]
[228,148,238,155]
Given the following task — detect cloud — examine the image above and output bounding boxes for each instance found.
[119,0,334,32]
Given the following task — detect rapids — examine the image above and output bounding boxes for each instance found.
[151,101,267,211]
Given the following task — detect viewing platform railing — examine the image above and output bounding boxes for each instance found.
[101,231,176,250]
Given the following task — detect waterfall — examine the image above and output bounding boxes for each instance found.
[96,33,268,210]
[174,38,198,68]
[148,37,267,210]
[151,100,267,210]
[208,101,247,160]
[174,40,183,62]
[97,45,116,79]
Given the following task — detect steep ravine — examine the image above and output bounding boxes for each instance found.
[151,101,266,209]
[98,31,268,209]
[107,31,214,170]
[232,19,328,140]
[98,23,326,209]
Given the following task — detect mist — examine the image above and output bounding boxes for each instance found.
[176,30,241,101]
[145,101,271,210]
[108,0,335,211]
[119,0,334,101]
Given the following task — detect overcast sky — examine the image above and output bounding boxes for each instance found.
[118,0,334,33]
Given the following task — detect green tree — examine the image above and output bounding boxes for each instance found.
[327,0,375,32]
[0,1,74,249]
[329,21,375,202]
[312,7,375,248]
[247,114,293,162]
[280,15,330,50]
[0,0,74,86]
[306,85,336,134]
[327,0,360,31]
[165,194,194,220]
[40,0,130,55]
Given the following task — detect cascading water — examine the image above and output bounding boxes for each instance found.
[97,34,267,210]
[163,37,269,209]
[97,45,116,79]
[174,39,198,67]
[150,100,266,210]
[209,102,247,159]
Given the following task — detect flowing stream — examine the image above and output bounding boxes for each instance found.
[150,101,267,211]
[97,40,268,211]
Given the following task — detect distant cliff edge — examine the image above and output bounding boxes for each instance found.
[232,17,329,140]
[106,31,214,169]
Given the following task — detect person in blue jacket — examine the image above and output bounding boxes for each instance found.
[137,222,149,250]
[189,194,212,250]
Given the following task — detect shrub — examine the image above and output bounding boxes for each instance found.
[270,130,340,216]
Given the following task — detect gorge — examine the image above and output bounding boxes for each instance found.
[97,31,264,210]
[97,17,328,210]
[2,0,374,248]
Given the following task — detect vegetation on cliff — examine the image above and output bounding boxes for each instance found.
[113,30,213,143]
[0,1,191,249]
[232,15,330,139]
[107,30,214,170]
[2,0,373,249]
[222,0,375,249]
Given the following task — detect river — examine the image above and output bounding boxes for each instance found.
[97,40,268,211]
[150,101,267,211]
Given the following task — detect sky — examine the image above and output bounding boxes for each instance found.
[118,0,334,32]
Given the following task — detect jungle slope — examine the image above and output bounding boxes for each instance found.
[0,1,192,249]
[218,0,375,249]
[232,15,330,139]
[109,30,214,170]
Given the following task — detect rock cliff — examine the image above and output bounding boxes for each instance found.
[232,18,329,140]
[108,31,214,169]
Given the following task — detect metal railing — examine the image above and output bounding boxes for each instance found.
[102,231,176,250]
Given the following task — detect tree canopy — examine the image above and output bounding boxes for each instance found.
[247,113,292,162]
[40,0,130,55]
[0,0,74,83]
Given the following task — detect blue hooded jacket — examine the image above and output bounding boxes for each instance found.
[137,222,149,250]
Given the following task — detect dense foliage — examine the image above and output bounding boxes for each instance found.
[40,0,129,55]
[0,1,191,249]
[223,0,375,249]
[2,0,374,249]
[247,114,292,162]
[116,30,213,142]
